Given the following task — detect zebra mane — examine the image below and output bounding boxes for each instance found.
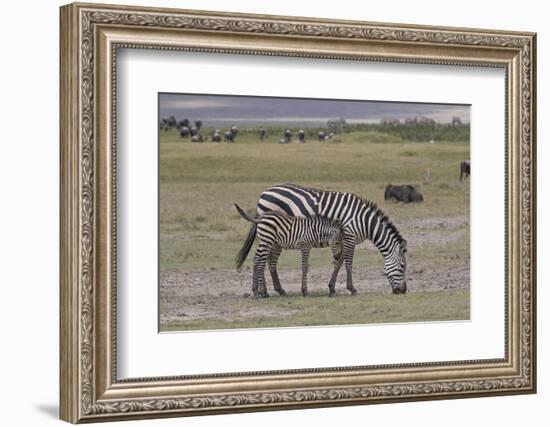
[360,197,405,244]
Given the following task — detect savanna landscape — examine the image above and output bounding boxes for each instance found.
[159,105,470,332]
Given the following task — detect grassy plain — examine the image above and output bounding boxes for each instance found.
[159,127,470,331]
[161,289,469,332]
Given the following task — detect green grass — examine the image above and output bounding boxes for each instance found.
[160,289,470,332]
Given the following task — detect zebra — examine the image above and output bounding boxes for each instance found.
[235,184,408,296]
[235,204,344,298]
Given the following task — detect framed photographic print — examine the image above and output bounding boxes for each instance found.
[60,2,537,423]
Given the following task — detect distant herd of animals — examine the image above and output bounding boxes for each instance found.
[234,163,469,298]
[159,116,336,144]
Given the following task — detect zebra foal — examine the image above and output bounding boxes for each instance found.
[235,204,344,298]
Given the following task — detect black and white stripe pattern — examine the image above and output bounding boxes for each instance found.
[236,183,407,296]
[235,204,343,297]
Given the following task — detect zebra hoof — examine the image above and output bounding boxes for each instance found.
[328,292,336,298]
[302,291,308,297]
[349,289,358,296]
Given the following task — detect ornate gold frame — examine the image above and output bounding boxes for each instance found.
[59,2,536,423]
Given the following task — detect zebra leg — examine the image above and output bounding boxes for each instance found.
[330,236,343,263]
[300,248,310,297]
[328,252,344,297]
[267,246,286,296]
[344,244,358,295]
[252,244,270,298]
[251,253,262,298]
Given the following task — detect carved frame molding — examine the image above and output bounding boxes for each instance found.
[60,2,536,423]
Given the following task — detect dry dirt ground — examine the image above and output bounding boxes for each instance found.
[160,214,469,325]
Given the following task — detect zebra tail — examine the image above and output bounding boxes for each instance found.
[234,203,258,224]
[235,222,257,271]
[234,204,258,271]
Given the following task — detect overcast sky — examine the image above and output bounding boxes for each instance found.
[159,93,470,127]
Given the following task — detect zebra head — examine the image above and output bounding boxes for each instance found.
[385,239,407,294]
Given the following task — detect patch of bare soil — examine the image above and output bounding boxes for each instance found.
[160,265,469,324]
[402,214,470,230]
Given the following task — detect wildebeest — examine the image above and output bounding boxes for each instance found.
[179,126,190,138]
[166,116,177,127]
[297,129,305,143]
[384,184,424,203]
[459,160,470,181]
[283,128,292,144]
[160,116,177,131]
[259,127,266,141]
[177,118,190,129]
[194,119,202,131]
[224,131,235,143]
[212,130,222,142]
[318,131,326,142]
[191,134,204,143]
[223,125,238,143]
[224,126,239,143]
[190,126,199,137]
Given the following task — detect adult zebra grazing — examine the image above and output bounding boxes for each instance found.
[236,184,408,296]
[235,204,344,297]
